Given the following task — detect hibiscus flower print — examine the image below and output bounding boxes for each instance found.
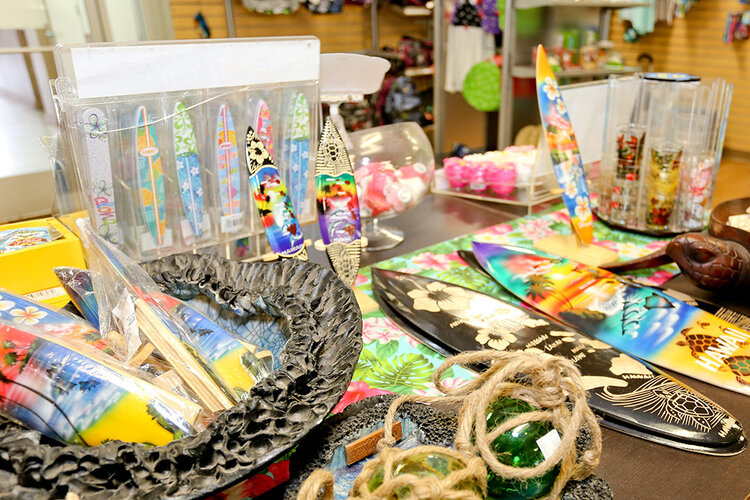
[0,295,14,312]
[555,98,566,116]
[435,377,471,392]
[10,306,47,325]
[478,223,514,237]
[547,210,570,224]
[407,281,472,313]
[637,269,676,286]
[475,326,516,351]
[543,77,560,100]
[333,381,393,413]
[574,195,591,221]
[354,273,369,286]
[518,218,554,240]
[362,317,401,344]
[564,181,577,199]
[412,383,443,397]
[411,252,454,271]
[617,242,650,259]
[644,240,669,251]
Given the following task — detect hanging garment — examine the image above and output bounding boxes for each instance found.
[452,0,481,26]
[241,0,302,14]
[306,0,343,13]
[480,0,502,35]
[445,25,495,92]
[620,0,655,39]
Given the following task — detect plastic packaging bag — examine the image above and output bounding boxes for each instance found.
[77,218,269,412]
[56,266,272,399]
[0,318,200,446]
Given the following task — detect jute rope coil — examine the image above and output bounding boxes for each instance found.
[298,349,602,500]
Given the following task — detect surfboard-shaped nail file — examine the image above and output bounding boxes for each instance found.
[254,99,274,158]
[173,101,205,239]
[217,104,242,232]
[82,107,120,243]
[245,126,308,260]
[315,118,361,286]
[473,241,750,397]
[284,93,310,214]
[536,45,594,244]
[371,268,747,456]
[136,106,167,247]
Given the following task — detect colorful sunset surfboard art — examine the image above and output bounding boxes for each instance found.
[315,118,361,286]
[0,318,200,446]
[473,241,750,396]
[246,126,308,260]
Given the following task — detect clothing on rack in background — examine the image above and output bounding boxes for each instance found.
[445,0,495,92]
[480,0,502,35]
[307,0,344,13]
[241,0,302,14]
[620,0,700,41]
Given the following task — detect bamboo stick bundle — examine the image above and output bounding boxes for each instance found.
[134,299,234,413]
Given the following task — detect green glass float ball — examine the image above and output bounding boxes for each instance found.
[367,451,484,499]
[485,398,561,500]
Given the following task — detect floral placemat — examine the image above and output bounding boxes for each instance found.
[334,206,677,411]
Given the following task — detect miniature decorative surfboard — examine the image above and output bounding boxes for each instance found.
[0,319,199,446]
[173,101,205,239]
[136,106,167,247]
[246,126,308,260]
[284,93,311,213]
[473,241,750,396]
[536,45,593,244]
[217,104,242,232]
[0,286,109,353]
[253,99,274,158]
[82,107,120,244]
[54,266,272,400]
[54,267,101,329]
[371,268,747,455]
[315,118,361,286]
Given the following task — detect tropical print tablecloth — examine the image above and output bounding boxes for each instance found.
[334,205,678,411]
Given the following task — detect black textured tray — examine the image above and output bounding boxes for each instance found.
[0,254,362,499]
[277,395,613,500]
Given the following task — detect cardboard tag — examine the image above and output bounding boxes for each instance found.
[536,429,562,461]
[345,421,402,466]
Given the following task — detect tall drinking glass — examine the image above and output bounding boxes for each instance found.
[610,124,646,225]
[646,143,683,230]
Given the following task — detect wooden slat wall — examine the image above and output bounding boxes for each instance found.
[610,2,750,153]
[169,0,429,53]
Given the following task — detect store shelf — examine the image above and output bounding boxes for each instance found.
[405,66,434,77]
[511,65,639,79]
[390,4,433,16]
[515,0,649,9]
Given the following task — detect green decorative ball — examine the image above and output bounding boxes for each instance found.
[463,61,501,112]
[367,451,484,498]
[485,398,561,499]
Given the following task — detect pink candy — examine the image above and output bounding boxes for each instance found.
[442,156,518,196]
[356,161,432,218]
[486,163,518,196]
